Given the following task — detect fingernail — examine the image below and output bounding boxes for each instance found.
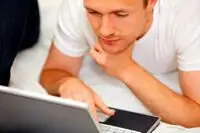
[111,109,115,114]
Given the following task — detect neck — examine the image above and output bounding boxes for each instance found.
[137,10,154,40]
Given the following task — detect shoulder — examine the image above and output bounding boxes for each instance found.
[57,0,87,37]
[154,0,200,54]
[159,0,200,9]
[59,0,85,20]
[165,0,200,53]
[157,0,200,18]
[168,0,200,36]
[158,0,200,36]
[62,0,84,8]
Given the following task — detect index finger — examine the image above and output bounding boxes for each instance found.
[93,93,115,116]
[88,99,99,121]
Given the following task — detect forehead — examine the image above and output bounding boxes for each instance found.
[84,0,143,12]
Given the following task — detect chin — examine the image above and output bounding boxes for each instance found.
[102,46,126,54]
[100,39,132,54]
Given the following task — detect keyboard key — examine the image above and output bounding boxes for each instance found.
[100,124,141,133]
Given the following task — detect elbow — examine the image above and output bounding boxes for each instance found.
[181,113,200,128]
[39,69,60,96]
[179,119,200,128]
[179,102,200,128]
[39,70,49,91]
[162,112,200,128]
[39,71,45,87]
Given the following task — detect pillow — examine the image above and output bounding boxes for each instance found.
[10,0,63,93]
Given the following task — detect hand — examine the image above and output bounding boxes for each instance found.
[58,78,115,121]
[90,43,134,78]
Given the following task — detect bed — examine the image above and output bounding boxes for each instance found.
[10,0,200,132]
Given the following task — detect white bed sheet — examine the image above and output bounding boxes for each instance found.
[9,0,200,132]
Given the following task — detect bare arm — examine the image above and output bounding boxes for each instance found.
[119,63,200,127]
[90,44,200,127]
[180,71,200,105]
[40,43,83,95]
[40,43,114,120]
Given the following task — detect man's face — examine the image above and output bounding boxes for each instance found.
[84,0,154,54]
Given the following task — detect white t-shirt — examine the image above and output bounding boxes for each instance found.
[54,0,200,114]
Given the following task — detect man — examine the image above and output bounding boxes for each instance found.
[0,0,40,85]
[40,0,200,127]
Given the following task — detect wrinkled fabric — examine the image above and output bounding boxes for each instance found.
[0,0,40,85]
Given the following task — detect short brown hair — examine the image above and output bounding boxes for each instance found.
[144,0,148,7]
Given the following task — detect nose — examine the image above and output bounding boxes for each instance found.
[99,16,115,37]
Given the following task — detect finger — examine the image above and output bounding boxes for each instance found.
[70,94,84,102]
[94,44,104,53]
[90,48,100,60]
[90,48,105,65]
[93,93,115,116]
[72,94,99,121]
[88,101,99,121]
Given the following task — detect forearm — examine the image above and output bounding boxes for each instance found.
[119,62,200,127]
[40,68,78,96]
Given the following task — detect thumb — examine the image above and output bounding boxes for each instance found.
[90,47,106,65]
[88,101,99,121]
[93,93,115,116]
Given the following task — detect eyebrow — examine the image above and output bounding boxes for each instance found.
[85,7,128,14]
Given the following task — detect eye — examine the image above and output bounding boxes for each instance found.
[115,13,129,18]
[87,10,102,17]
[88,11,97,14]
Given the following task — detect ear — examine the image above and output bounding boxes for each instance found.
[146,0,157,11]
[149,0,157,5]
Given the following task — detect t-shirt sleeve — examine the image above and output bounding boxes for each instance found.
[53,0,89,57]
[175,1,200,71]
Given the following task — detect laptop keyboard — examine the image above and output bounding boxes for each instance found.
[100,124,140,133]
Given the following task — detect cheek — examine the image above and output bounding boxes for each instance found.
[114,40,133,54]
[118,22,144,37]
[117,26,138,44]
[87,15,100,33]
[115,13,147,38]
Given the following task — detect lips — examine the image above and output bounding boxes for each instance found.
[100,38,120,45]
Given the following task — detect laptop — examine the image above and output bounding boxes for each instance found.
[0,86,160,133]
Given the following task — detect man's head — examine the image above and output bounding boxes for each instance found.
[84,0,157,54]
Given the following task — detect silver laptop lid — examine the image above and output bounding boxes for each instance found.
[0,86,101,133]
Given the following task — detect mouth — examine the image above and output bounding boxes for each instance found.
[99,38,120,46]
